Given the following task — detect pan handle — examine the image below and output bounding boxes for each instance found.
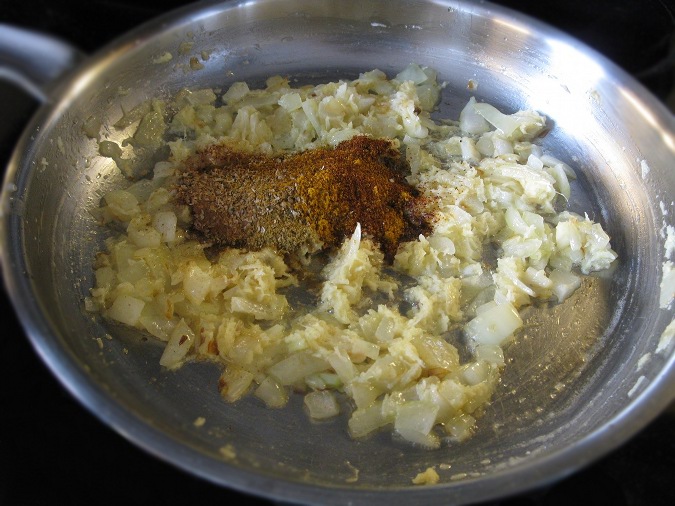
[0,24,85,103]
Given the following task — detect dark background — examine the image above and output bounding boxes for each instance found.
[1,1,674,505]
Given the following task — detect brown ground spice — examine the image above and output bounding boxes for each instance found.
[175,136,432,260]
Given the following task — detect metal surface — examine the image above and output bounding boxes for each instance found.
[1,0,674,504]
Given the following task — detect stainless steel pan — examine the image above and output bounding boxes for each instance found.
[1,1,674,504]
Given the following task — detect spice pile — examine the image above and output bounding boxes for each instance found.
[176,136,432,259]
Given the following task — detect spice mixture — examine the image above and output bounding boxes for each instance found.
[176,136,432,259]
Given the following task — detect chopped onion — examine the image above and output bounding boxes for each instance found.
[549,269,581,303]
[106,294,145,326]
[104,189,140,222]
[278,92,303,111]
[459,97,491,134]
[443,413,476,442]
[464,301,522,346]
[219,366,255,402]
[268,352,330,386]
[304,390,340,419]
[461,361,490,386]
[394,401,440,449]
[474,344,505,366]
[473,102,521,137]
[87,65,620,451]
[222,81,250,104]
[152,211,177,242]
[159,319,195,369]
[395,63,430,85]
[348,402,389,438]
[182,263,212,306]
[255,376,288,408]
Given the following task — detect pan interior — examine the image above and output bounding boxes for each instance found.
[3,0,674,502]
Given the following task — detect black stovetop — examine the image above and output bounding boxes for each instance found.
[1,1,674,505]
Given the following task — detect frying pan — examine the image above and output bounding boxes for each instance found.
[1,0,674,504]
